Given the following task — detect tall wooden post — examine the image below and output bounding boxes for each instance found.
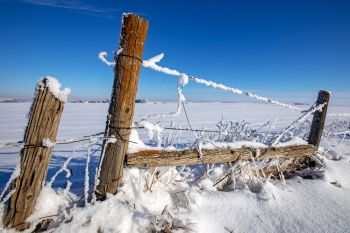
[96,14,148,199]
[3,78,66,230]
[308,90,330,148]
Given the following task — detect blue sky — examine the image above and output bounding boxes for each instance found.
[0,0,349,104]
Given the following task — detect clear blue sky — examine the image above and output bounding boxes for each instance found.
[0,0,349,104]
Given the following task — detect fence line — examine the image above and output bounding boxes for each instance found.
[271,102,326,146]
[328,113,350,117]
[99,52,303,111]
[1,116,349,151]
[2,13,350,230]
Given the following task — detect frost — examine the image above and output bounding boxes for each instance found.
[42,138,55,148]
[142,53,303,111]
[328,113,350,117]
[179,74,189,86]
[1,102,350,232]
[142,53,181,76]
[48,157,73,187]
[142,71,188,119]
[27,186,77,225]
[274,137,308,147]
[137,120,163,147]
[200,141,268,150]
[38,76,71,102]
[84,147,91,206]
[98,51,115,66]
[272,103,326,146]
[127,129,149,153]
[106,135,117,144]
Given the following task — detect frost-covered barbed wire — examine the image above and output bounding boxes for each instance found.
[0,132,104,149]
[98,52,115,66]
[99,52,303,111]
[48,157,73,187]
[321,120,350,159]
[328,113,350,117]
[271,102,326,146]
[0,141,22,149]
[84,146,91,206]
[331,130,350,136]
[142,74,189,119]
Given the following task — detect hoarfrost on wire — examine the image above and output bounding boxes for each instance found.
[1,104,350,232]
[42,138,55,148]
[142,53,302,111]
[271,102,326,146]
[99,52,302,112]
[98,51,115,66]
[137,120,163,147]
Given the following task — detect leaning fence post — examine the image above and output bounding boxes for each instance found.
[3,77,69,230]
[308,90,331,148]
[96,14,148,200]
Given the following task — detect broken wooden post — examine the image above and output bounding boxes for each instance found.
[3,77,69,230]
[96,14,148,200]
[308,90,330,148]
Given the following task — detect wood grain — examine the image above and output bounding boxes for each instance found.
[96,14,148,199]
[308,90,330,148]
[3,79,65,230]
[126,145,317,168]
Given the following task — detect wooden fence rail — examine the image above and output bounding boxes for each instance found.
[126,145,317,168]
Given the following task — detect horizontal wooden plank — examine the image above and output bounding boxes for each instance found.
[126,145,317,168]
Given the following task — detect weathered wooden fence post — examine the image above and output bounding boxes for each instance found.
[308,90,331,148]
[96,14,148,200]
[3,77,68,230]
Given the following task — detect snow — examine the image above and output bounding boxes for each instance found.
[0,102,350,232]
[328,113,350,116]
[179,74,189,86]
[275,136,308,147]
[137,120,163,147]
[42,138,55,148]
[38,76,71,102]
[200,140,268,150]
[98,51,115,66]
[271,103,326,146]
[47,157,72,187]
[26,186,77,224]
[106,135,117,144]
[127,129,149,153]
[84,147,91,206]
[141,53,302,111]
[142,72,188,119]
[101,52,302,113]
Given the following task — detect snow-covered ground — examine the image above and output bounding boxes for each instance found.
[0,102,350,233]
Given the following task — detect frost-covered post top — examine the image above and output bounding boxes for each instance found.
[37,76,71,102]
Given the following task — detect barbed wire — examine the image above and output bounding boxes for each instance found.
[98,52,305,111]
[328,113,350,117]
[1,117,349,150]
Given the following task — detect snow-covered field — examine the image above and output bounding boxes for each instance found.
[0,102,350,232]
